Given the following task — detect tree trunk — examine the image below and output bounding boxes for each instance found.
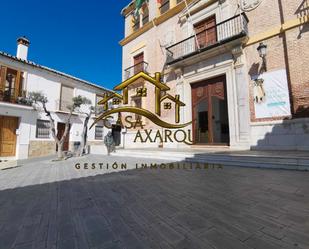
[42,102,62,159]
[42,101,73,160]
[57,142,64,159]
[79,114,90,157]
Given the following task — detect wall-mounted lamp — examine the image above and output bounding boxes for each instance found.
[257,42,267,72]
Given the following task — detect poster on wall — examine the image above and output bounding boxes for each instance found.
[253,69,291,119]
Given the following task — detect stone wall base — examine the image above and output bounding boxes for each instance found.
[28,141,56,158]
[250,118,309,151]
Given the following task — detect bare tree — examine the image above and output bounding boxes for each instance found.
[29,92,91,160]
[78,105,95,157]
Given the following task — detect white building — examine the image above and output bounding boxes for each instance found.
[0,37,112,160]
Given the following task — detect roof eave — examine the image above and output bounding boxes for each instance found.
[0,51,113,94]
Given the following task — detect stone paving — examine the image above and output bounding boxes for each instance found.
[0,155,309,249]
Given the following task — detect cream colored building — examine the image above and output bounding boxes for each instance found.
[119,0,309,150]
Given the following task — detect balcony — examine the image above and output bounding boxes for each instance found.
[0,90,19,104]
[124,61,149,79]
[166,14,249,65]
[0,90,33,107]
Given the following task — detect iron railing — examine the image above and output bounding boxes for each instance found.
[124,61,149,79]
[0,90,33,106]
[166,14,249,64]
[0,90,19,103]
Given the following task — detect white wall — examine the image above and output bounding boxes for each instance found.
[0,55,109,159]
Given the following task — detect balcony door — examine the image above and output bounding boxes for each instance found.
[194,15,217,48]
[133,53,144,74]
[191,75,229,145]
[0,66,22,103]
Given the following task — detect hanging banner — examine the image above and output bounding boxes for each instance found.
[254,69,291,119]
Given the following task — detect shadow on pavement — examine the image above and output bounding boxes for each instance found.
[0,158,309,249]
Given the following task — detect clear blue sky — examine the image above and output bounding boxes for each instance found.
[0,0,131,90]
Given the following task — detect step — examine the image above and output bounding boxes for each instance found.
[112,150,309,171]
[186,156,309,171]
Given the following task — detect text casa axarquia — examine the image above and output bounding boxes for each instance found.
[91,72,192,145]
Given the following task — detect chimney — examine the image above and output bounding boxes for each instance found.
[16,36,30,60]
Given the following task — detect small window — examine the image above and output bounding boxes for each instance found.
[159,0,170,14]
[95,126,104,140]
[132,14,140,31]
[96,95,104,114]
[133,53,144,74]
[60,85,74,112]
[36,119,50,138]
[142,7,149,25]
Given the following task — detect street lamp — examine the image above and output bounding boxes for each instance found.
[257,42,267,72]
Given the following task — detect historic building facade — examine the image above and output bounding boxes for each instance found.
[0,37,111,160]
[119,0,309,150]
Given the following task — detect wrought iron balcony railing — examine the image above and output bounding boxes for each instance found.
[166,14,249,65]
[124,61,149,79]
[0,90,33,106]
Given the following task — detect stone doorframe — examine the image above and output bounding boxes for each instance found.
[174,48,251,149]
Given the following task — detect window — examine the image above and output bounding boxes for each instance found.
[96,95,104,114]
[60,85,74,112]
[36,119,50,138]
[176,0,183,4]
[133,53,144,74]
[159,0,170,14]
[95,126,104,140]
[194,15,217,48]
[142,7,149,25]
[132,14,140,31]
[0,66,23,103]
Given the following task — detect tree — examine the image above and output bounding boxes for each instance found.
[78,105,95,157]
[29,92,91,160]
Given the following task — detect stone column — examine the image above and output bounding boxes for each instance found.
[232,46,251,147]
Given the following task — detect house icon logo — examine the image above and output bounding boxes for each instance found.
[91,71,191,129]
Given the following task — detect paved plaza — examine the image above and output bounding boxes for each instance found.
[0,155,309,249]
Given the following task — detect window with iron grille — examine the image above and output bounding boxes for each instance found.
[95,126,104,140]
[36,119,50,138]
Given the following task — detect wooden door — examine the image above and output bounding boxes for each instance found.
[191,75,229,145]
[133,53,144,74]
[194,15,217,48]
[0,116,18,157]
[57,123,70,151]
